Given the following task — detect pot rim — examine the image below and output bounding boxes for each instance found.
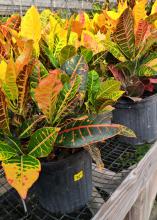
[40,149,89,166]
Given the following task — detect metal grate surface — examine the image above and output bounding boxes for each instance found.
[0,138,136,220]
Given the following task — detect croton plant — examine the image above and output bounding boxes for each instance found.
[0,6,136,200]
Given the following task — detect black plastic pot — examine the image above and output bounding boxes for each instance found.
[112,94,157,145]
[36,150,92,214]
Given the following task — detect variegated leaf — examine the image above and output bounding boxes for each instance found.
[52,75,81,125]
[113,8,135,59]
[2,155,41,199]
[56,115,136,148]
[135,20,151,48]
[0,141,18,160]
[28,127,59,158]
[61,54,88,93]
[16,63,34,115]
[97,79,124,101]
[0,89,10,134]
[15,39,33,75]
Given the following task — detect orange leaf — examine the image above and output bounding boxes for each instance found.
[15,39,33,75]
[35,69,63,120]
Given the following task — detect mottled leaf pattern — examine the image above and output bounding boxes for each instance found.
[2,155,41,199]
[28,127,59,158]
[113,8,135,59]
[56,115,136,148]
[61,54,88,92]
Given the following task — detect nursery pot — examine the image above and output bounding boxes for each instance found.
[36,150,92,214]
[112,94,157,145]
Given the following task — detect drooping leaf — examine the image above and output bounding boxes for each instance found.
[59,45,76,66]
[62,54,88,93]
[20,6,41,56]
[34,70,63,121]
[0,89,10,134]
[113,8,135,59]
[84,144,104,169]
[108,64,125,82]
[87,70,100,106]
[2,155,41,199]
[0,141,18,160]
[52,75,81,125]
[15,39,33,75]
[28,127,59,158]
[56,114,136,148]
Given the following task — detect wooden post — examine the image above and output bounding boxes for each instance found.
[125,170,157,220]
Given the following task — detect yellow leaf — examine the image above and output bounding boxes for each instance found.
[40,9,52,28]
[133,0,147,31]
[151,0,157,27]
[0,60,7,83]
[106,11,120,20]
[3,155,41,199]
[118,0,128,15]
[151,0,157,14]
[20,6,41,56]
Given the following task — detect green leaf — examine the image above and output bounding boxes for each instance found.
[2,155,41,199]
[61,54,88,93]
[80,47,93,63]
[56,114,136,148]
[87,70,100,106]
[59,45,76,66]
[28,127,59,158]
[113,8,135,59]
[5,137,23,154]
[52,75,81,125]
[19,116,46,139]
[104,40,126,62]
[44,46,59,68]
[97,79,124,101]
[0,141,19,160]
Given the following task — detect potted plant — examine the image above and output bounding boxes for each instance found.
[106,6,157,144]
[0,6,135,215]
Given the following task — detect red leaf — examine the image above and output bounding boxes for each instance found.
[135,20,151,47]
[108,64,125,82]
